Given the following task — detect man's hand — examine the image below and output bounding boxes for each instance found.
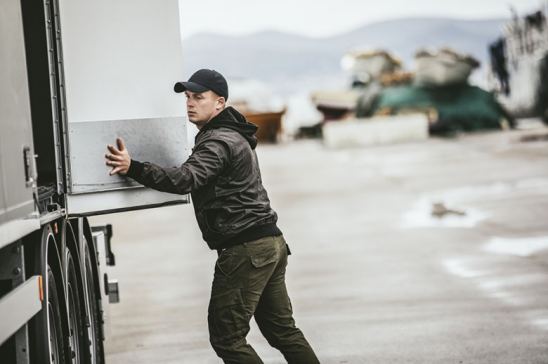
[105,137,131,175]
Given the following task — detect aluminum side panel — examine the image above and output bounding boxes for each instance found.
[68,117,188,194]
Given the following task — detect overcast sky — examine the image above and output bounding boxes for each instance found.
[179,0,544,39]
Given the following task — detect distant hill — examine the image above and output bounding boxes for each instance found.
[182,17,507,94]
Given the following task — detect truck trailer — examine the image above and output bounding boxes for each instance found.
[0,0,190,362]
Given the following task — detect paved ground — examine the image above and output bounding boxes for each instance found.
[92,126,548,363]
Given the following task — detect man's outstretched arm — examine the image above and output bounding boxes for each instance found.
[105,137,229,195]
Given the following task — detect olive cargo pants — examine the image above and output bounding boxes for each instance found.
[208,235,320,364]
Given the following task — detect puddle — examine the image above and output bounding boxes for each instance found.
[400,178,548,229]
[442,258,487,278]
[531,318,548,331]
[478,274,546,290]
[477,274,547,306]
[483,236,548,257]
[401,198,486,228]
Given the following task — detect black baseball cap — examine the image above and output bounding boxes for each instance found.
[174,69,229,100]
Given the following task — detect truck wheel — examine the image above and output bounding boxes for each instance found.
[46,265,68,364]
[65,249,87,363]
[28,227,70,364]
[83,240,104,364]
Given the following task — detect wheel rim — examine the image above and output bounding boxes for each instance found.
[46,266,65,364]
[67,274,81,363]
[48,302,61,364]
[84,247,98,364]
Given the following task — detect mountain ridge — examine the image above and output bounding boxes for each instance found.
[182,17,508,94]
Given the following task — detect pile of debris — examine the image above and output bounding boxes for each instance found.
[228,78,286,143]
[307,47,513,140]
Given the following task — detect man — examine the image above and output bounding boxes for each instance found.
[105,69,320,364]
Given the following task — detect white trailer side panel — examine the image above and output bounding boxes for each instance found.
[0,0,39,244]
[57,0,191,215]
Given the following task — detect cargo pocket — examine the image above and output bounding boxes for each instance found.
[208,288,248,344]
[216,251,248,277]
[250,252,278,269]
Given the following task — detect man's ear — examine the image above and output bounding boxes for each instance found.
[216,97,226,110]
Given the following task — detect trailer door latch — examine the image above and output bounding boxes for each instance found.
[23,146,37,187]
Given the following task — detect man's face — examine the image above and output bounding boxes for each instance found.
[185,90,224,128]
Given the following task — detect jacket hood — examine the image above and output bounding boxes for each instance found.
[197,106,258,149]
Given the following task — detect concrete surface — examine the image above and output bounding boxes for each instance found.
[322,114,429,148]
[91,127,548,363]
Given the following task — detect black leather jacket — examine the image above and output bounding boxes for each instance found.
[126,107,281,250]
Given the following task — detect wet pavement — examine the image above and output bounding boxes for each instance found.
[92,126,548,363]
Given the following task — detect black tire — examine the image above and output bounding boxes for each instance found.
[46,265,68,364]
[28,228,71,364]
[83,240,105,364]
[66,249,88,364]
